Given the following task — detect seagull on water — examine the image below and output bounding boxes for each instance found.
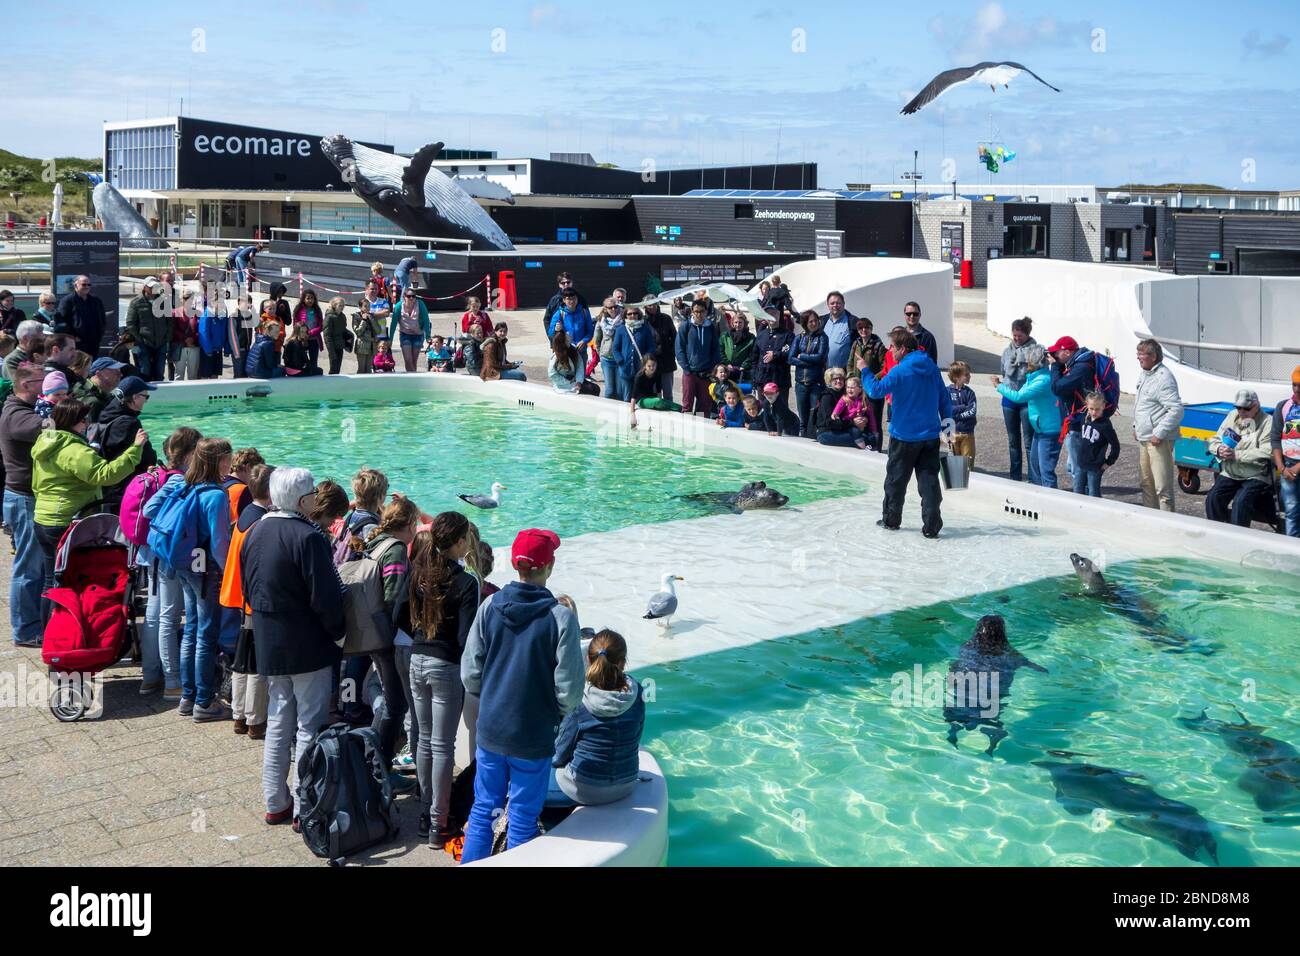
[643,573,684,628]
[458,482,507,509]
[900,61,1061,115]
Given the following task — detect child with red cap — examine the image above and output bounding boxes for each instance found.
[458,527,584,863]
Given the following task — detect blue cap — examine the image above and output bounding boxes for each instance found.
[89,357,126,375]
[116,376,157,398]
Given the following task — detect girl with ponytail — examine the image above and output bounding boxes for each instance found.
[399,511,480,846]
[361,496,422,795]
[548,629,645,807]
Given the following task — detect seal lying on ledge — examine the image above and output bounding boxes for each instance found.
[681,482,789,514]
[1068,553,1215,655]
[320,134,515,251]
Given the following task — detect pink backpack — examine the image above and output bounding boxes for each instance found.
[119,467,180,547]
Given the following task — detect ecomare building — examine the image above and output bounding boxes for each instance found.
[102,116,1300,303]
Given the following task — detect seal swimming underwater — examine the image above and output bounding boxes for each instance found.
[1179,709,1300,821]
[1068,553,1214,655]
[942,614,1047,754]
[1033,760,1220,865]
[681,481,789,514]
[320,135,514,251]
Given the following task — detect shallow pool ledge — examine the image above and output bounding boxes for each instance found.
[462,750,668,868]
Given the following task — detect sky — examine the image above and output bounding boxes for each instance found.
[5,0,1298,189]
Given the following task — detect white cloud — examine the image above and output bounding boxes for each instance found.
[929,1,1090,63]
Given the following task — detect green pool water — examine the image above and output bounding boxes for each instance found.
[641,559,1300,867]
[146,396,866,545]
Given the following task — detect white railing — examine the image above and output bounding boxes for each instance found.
[1137,331,1300,383]
[269,227,472,251]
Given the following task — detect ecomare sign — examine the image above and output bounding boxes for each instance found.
[175,117,392,191]
[193,134,311,157]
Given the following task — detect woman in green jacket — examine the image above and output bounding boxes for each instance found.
[352,292,386,375]
[322,296,350,375]
[721,311,756,384]
[31,398,146,610]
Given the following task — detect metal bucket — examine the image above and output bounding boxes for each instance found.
[940,452,970,491]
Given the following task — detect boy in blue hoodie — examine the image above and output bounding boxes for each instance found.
[460,528,584,863]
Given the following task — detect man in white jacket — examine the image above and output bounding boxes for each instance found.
[1133,339,1184,511]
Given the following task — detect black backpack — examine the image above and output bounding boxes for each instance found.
[296,723,399,865]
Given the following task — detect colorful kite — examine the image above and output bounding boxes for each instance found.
[978,144,1017,173]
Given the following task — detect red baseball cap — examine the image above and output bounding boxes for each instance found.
[1045,335,1078,354]
[512,528,560,571]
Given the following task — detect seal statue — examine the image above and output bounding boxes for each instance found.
[1033,760,1220,865]
[320,134,515,251]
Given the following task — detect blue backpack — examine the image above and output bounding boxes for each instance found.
[1093,353,1121,416]
[146,481,222,575]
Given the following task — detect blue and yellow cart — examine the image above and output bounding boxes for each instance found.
[1173,402,1234,495]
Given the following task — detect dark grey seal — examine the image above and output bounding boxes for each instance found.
[1033,760,1220,865]
[682,481,789,515]
[1068,553,1215,655]
[1179,709,1300,822]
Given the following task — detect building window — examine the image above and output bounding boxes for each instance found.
[735,203,754,219]
[1004,223,1047,257]
[1104,228,1131,262]
[105,124,176,192]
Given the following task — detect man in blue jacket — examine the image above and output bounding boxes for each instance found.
[675,300,722,416]
[543,272,589,338]
[548,289,593,359]
[460,528,584,863]
[864,328,953,538]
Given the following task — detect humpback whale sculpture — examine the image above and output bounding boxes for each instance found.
[91,180,166,249]
[320,134,515,251]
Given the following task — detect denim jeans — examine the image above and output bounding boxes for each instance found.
[147,563,187,690]
[178,567,222,706]
[1001,403,1033,481]
[137,344,167,382]
[409,653,464,830]
[33,521,68,625]
[341,656,372,718]
[262,666,334,816]
[1033,433,1063,489]
[4,490,43,643]
[498,369,527,382]
[460,746,551,863]
[599,357,620,399]
[547,763,635,807]
[795,381,823,438]
[1063,430,1081,479]
[657,370,674,404]
[817,428,867,448]
[370,649,409,764]
[1073,468,1103,497]
[1280,473,1300,537]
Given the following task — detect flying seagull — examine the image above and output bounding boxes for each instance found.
[458,482,507,509]
[643,573,684,628]
[900,61,1061,115]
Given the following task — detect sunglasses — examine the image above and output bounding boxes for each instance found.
[904,311,919,317]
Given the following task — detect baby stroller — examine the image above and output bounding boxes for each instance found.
[41,513,143,721]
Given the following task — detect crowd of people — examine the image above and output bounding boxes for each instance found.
[2,257,1296,863]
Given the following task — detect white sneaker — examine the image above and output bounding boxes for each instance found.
[392,746,415,773]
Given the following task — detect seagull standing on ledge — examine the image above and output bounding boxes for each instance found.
[458,482,506,509]
[900,61,1061,115]
[643,573,684,628]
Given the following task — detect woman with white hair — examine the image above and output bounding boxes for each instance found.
[239,467,346,828]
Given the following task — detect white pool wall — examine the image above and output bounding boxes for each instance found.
[148,373,1300,867]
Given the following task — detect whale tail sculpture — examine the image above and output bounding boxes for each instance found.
[91,181,166,249]
[321,134,515,251]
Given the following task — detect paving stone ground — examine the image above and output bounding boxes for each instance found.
[1,287,1279,867]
